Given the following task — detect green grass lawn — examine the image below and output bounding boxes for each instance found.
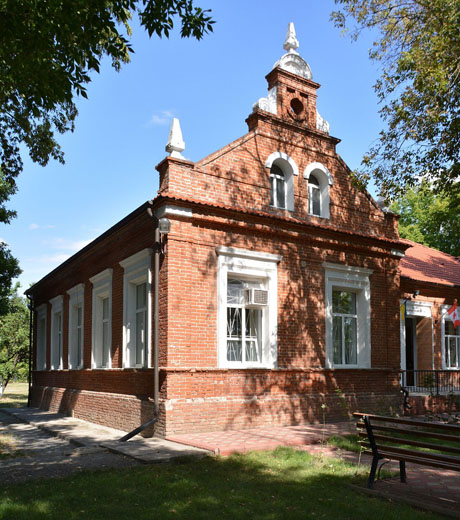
[0,447,441,519]
[0,382,28,408]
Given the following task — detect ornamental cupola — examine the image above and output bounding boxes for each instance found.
[248,22,330,135]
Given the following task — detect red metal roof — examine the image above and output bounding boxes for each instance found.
[399,239,460,287]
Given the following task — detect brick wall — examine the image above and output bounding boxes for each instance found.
[28,62,409,435]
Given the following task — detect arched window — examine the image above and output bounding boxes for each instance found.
[270,164,286,209]
[265,152,299,212]
[304,162,333,219]
[308,174,321,216]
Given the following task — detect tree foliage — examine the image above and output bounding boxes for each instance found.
[390,182,460,256]
[331,0,460,199]
[0,0,213,309]
[0,0,214,186]
[0,285,29,397]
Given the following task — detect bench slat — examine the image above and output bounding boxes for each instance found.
[356,422,460,444]
[354,413,460,434]
[360,442,460,465]
[362,449,460,472]
[358,431,460,455]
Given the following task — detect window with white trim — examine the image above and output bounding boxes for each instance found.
[304,163,333,219]
[324,263,372,368]
[332,290,357,365]
[226,278,264,364]
[265,153,298,212]
[90,269,113,368]
[50,295,63,370]
[442,308,460,369]
[217,246,280,369]
[67,283,84,370]
[120,249,152,368]
[36,304,47,371]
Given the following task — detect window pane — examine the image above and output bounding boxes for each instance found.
[270,176,275,206]
[311,187,321,216]
[309,174,319,186]
[227,340,242,362]
[136,283,147,309]
[276,176,286,209]
[245,309,261,362]
[344,317,357,365]
[445,320,458,336]
[447,337,458,368]
[332,291,356,314]
[227,279,244,305]
[77,326,82,366]
[77,306,82,326]
[227,307,242,338]
[333,316,342,364]
[102,321,110,367]
[136,311,145,365]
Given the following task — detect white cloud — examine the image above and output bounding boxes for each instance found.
[29,223,56,230]
[149,110,174,126]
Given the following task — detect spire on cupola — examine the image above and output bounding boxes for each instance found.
[283,22,299,54]
[165,118,185,159]
[273,22,312,80]
[251,22,330,135]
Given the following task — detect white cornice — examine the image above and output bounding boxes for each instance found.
[89,268,113,286]
[216,246,282,263]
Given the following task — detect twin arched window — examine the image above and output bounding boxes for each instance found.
[266,155,332,217]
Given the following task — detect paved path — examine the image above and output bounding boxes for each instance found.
[0,408,209,484]
[0,410,138,483]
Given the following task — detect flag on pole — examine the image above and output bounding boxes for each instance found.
[448,302,460,328]
[400,301,407,323]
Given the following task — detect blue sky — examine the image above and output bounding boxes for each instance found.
[4,0,383,292]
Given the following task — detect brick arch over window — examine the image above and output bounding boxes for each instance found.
[303,162,333,219]
[265,152,299,212]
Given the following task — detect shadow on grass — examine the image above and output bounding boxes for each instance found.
[0,448,440,520]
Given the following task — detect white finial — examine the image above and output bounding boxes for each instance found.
[283,22,299,54]
[165,118,185,159]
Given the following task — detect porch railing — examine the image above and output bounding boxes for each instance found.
[401,370,460,395]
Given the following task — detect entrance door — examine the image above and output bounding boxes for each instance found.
[405,318,416,386]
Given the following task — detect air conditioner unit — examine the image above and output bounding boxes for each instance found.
[245,289,268,306]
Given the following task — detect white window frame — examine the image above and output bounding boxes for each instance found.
[217,246,281,369]
[265,152,299,212]
[304,163,333,219]
[49,295,63,370]
[441,304,460,370]
[90,268,113,369]
[36,304,47,371]
[324,263,372,368]
[120,249,153,368]
[67,283,85,370]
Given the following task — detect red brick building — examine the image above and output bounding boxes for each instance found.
[27,24,457,437]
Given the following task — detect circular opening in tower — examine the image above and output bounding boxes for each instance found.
[290,98,304,116]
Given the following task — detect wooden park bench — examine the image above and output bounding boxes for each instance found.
[354,412,460,489]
